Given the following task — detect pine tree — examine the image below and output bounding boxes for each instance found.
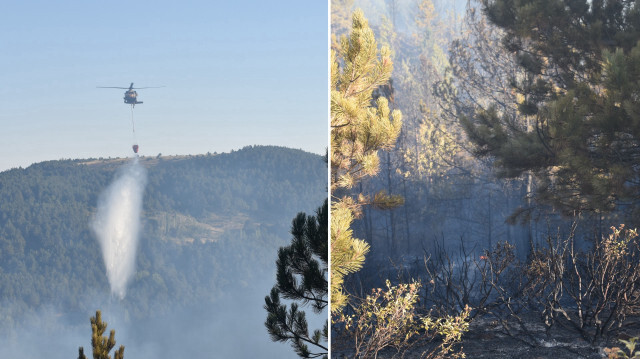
[264,200,328,359]
[331,9,402,314]
[78,310,124,359]
[462,0,640,218]
[330,8,471,357]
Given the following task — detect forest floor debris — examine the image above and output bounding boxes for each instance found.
[332,313,636,358]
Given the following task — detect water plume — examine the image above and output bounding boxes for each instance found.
[91,158,147,299]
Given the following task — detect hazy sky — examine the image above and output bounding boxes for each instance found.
[0,0,327,171]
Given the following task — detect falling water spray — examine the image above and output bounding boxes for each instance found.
[91,157,147,300]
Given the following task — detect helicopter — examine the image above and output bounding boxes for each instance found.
[97,83,162,107]
[97,82,163,155]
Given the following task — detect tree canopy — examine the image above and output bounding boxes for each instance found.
[78,310,124,359]
[0,146,326,328]
[462,0,640,218]
[264,200,328,358]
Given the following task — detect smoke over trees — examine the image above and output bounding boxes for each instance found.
[331,8,469,358]
[331,1,640,357]
[0,146,326,358]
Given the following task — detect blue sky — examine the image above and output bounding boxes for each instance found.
[0,1,328,171]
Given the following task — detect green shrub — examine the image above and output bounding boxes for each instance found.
[340,280,469,358]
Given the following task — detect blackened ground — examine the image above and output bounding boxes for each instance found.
[332,314,636,358]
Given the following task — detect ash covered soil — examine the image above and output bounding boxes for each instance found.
[333,314,637,358]
[458,317,605,359]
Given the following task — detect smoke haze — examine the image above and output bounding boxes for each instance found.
[0,147,326,358]
[91,158,147,299]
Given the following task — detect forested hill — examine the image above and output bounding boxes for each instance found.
[0,145,326,328]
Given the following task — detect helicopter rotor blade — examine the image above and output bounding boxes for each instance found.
[97,86,129,89]
[130,86,165,89]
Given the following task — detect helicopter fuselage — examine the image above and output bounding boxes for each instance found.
[98,83,159,107]
[124,90,143,106]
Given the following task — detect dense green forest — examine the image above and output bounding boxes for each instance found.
[0,145,326,332]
